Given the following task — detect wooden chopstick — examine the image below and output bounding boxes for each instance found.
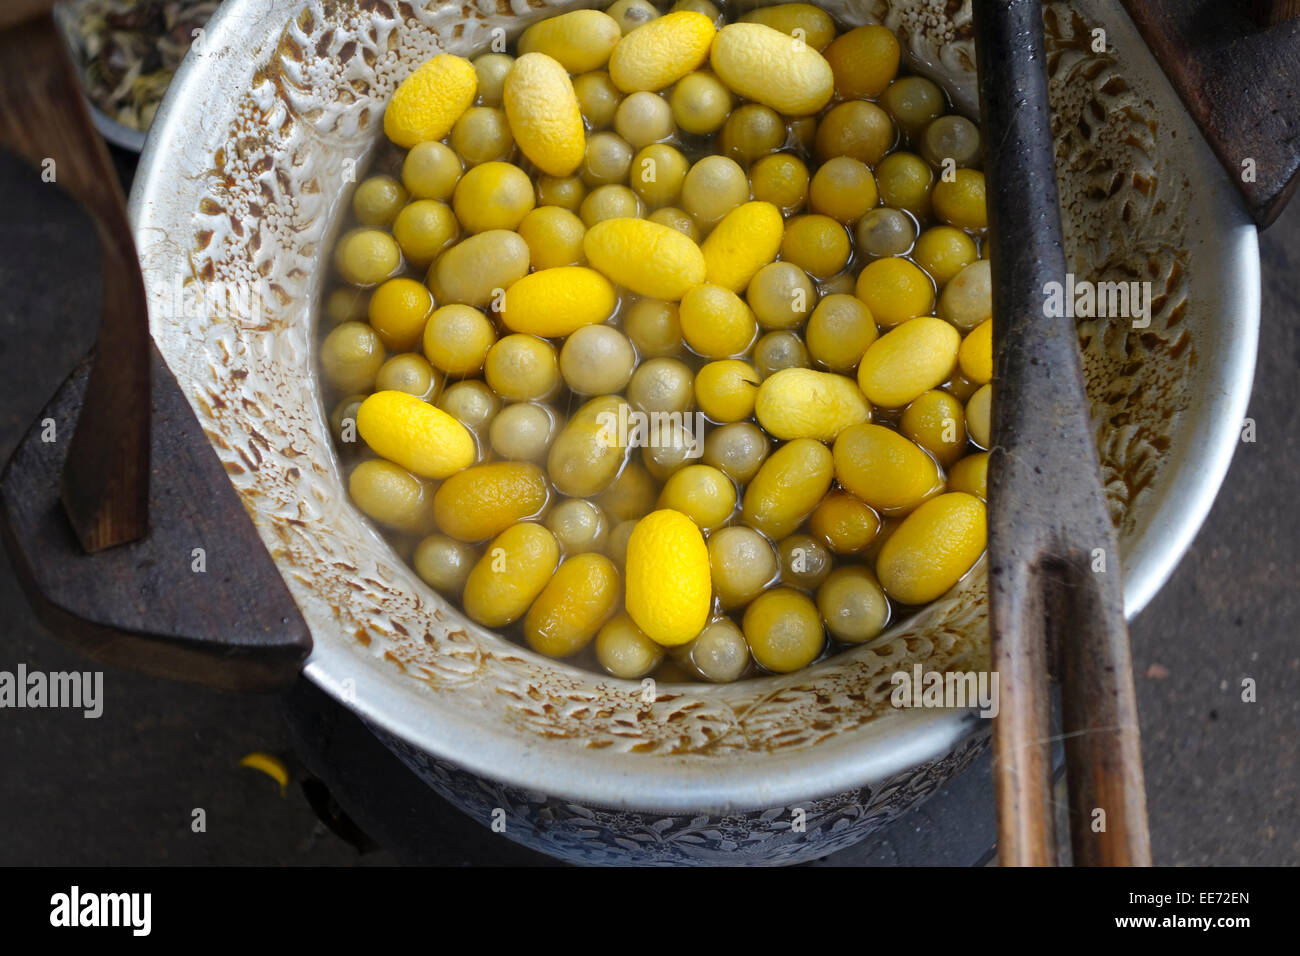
[970,0,1152,866]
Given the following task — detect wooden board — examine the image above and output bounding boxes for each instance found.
[1121,0,1300,227]
[0,349,311,692]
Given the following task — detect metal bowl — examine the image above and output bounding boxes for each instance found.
[129,0,1258,864]
[53,2,150,153]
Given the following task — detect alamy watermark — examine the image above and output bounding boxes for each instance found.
[156,272,267,328]
[50,887,150,936]
[596,405,706,458]
[890,664,999,718]
[0,664,102,718]
[1043,273,1152,328]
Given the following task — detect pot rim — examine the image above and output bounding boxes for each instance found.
[128,0,1260,813]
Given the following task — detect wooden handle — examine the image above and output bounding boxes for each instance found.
[0,0,58,31]
[1252,0,1300,27]
[972,0,1152,867]
[1058,563,1151,865]
[0,14,150,551]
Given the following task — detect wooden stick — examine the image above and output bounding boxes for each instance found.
[0,0,58,30]
[972,0,1152,867]
[1251,0,1300,28]
[0,14,151,551]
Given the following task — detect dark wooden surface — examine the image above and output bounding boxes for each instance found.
[0,347,312,692]
[0,16,151,551]
[1122,0,1300,227]
[975,0,1150,866]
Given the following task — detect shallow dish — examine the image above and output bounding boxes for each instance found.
[130,0,1258,864]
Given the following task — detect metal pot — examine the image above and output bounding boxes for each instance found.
[128,0,1258,864]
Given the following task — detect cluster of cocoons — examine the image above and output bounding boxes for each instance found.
[319,2,992,682]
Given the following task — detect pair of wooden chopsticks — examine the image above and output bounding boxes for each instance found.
[972,0,1150,866]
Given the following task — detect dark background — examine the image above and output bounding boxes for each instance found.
[0,134,1295,865]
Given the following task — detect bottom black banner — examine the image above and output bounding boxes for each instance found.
[0,865,1280,940]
